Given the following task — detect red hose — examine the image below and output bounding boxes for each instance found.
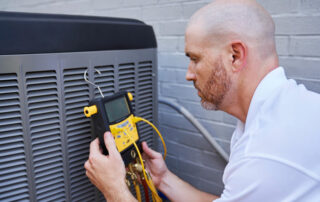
[142,179,150,202]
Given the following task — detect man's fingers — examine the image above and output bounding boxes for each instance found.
[84,160,90,170]
[85,170,95,185]
[104,131,119,156]
[142,141,161,159]
[90,138,101,156]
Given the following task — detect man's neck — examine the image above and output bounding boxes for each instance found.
[223,64,278,123]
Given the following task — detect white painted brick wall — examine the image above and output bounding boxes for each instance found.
[2,0,319,196]
[256,0,300,14]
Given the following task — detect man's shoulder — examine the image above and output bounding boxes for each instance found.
[259,78,320,125]
[276,78,320,109]
[220,155,320,202]
[239,79,320,180]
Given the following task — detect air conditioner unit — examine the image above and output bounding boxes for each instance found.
[0,11,157,201]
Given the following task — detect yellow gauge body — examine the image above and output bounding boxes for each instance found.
[109,114,139,152]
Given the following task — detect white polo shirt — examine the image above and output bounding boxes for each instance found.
[216,67,320,202]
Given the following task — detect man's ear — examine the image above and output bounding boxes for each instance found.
[230,40,247,72]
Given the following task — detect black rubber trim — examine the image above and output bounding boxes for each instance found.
[0,11,157,55]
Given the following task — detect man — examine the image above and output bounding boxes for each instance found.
[84,0,320,201]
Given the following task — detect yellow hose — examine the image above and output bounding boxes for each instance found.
[133,116,167,160]
[134,182,141,202]
[131,140,162,202]
[129,164,142,202]
[125,116,167,202]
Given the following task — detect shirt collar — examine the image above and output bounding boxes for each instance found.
[244,66,287,131]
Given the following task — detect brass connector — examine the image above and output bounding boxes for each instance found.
[130,150,136,158]
[125,178,131,187]
[133,163,143,173]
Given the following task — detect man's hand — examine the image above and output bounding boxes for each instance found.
[142,141,169,189]
[84,132,136,201]
[142,141,218,201]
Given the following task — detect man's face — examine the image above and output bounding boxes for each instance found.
[185,27,232,110]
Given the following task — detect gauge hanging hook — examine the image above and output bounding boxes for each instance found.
[84,69,104,98]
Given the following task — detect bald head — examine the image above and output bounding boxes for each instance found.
[185,0,279,120]
[187,0,277,58]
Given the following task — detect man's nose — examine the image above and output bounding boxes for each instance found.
[186,67,196,81]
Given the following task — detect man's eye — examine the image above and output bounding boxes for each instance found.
[191,57,198,62]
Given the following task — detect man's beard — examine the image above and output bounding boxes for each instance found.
[195,59,231,110]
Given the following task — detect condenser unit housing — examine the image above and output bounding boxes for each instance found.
[0,12,157,201]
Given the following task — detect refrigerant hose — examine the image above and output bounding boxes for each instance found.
[159,98,229,162]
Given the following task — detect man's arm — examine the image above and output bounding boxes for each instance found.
[159,170,219,202]
[142,142,219,202]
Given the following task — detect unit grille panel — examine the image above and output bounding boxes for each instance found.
[26,70,65,201]
[63,67,95,202]
[94,65,115,98]
[0,48,156,202]
[118,63,136,110]
[136,61,154,147]
[0,73,30,202]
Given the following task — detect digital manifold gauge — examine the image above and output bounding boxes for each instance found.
[84,91,141,165]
